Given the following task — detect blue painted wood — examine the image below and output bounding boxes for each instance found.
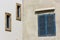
[38,15,46,36]
[47,14,56,36]
[45,14,48,36]
[38,14,56,36]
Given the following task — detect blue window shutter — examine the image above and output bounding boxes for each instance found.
[47,14,56,36]
[38,15,46,36]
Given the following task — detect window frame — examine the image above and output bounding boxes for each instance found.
[5,12,11,32]
[35,8,56,37]
[16,3,21,21]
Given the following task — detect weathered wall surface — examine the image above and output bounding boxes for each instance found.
[23,0,60,40]
[0,0,23,40]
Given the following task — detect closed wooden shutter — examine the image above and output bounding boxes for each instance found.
[38,15,46,36]
[38,14,56,36]
[47,14,56,36]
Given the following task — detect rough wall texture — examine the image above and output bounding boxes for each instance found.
[23,0,60,40]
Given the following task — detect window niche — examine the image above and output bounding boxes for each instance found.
[5,12,11,32]
[16,3,21,21]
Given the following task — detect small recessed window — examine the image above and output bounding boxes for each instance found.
[5,13,11,32]
[16,3,21,21]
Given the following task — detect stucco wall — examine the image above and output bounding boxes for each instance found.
[23,0,60,40]
[0,0,23,40]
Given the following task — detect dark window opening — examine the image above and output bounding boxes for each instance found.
[17,6,20,17]
[7,15,10,28]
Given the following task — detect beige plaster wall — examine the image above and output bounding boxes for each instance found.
[22,0,60,40]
